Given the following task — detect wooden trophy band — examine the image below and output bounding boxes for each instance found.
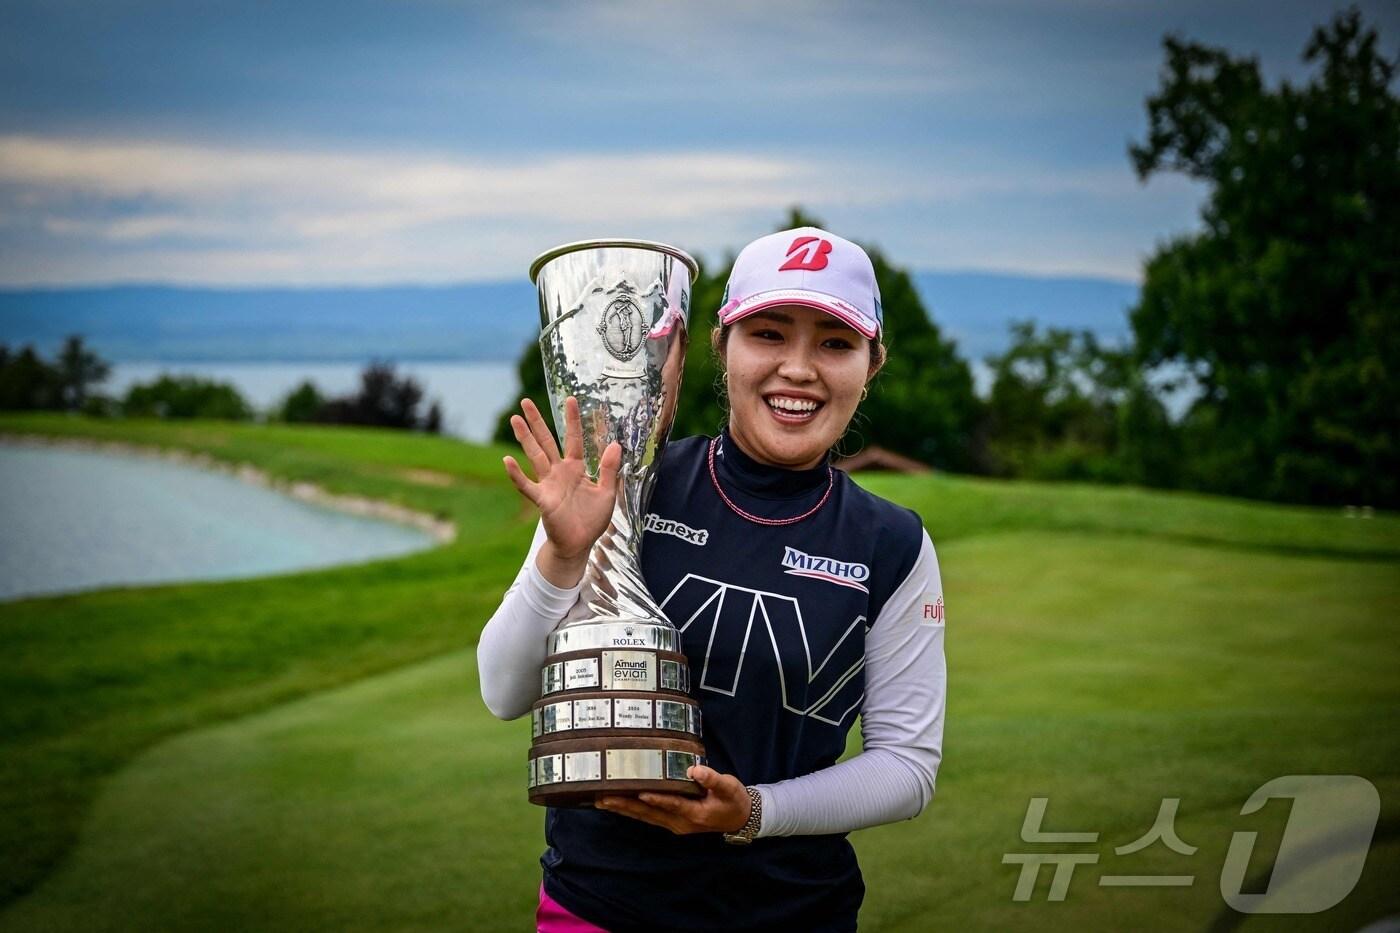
[531,689,702,741]
[528,734,708,808]
[540,647,691,699]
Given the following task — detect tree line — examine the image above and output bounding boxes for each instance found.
[0,344,442,433]
[497,9,1397,508]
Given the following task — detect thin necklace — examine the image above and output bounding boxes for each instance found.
[707,435,834,527]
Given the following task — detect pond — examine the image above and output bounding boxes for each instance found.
[0,441,439,602]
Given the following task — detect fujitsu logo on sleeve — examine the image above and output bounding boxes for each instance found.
[778,236,833,272]
[919,595,945,625]
[781,546,870,593]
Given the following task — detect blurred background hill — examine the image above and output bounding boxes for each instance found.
[0,272,1136,364]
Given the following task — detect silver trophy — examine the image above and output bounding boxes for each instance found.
[525,239,706,807]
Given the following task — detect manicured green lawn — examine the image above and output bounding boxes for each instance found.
[0,413,532,908]
[2,413,1397,931]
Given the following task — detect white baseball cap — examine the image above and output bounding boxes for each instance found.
[717,226,882,339]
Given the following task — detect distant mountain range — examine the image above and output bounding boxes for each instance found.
[0,273,1139,364]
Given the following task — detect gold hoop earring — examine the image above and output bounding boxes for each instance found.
[860,385,869,402]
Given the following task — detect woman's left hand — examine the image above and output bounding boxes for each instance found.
[595,764,751,835]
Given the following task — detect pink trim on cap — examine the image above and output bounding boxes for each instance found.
[718,295,879,340]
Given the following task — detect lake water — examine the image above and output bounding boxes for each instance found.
[0,442,437,602]
[103,360,521,442]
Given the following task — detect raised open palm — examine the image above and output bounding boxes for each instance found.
[502,396,622,563]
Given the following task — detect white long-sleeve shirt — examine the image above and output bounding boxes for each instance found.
[478,515,947,838]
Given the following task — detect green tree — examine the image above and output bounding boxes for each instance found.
[857,241,980,470]
[122,376,252,420]
[278,380,325,423]
[1115,373,1181,488]
[495,210,981,472]
[668,258,730,441]
[983,322,1137,481]
[0,345,61,410]
[1128,8,1399,505]
[494,336,550,444]
[54,335,110,412]
[315,361,434,431]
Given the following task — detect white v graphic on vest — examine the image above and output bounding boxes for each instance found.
[658,573,868,726]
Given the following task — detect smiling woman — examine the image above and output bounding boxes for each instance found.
[479,227,948,933]
[715,308,885,469]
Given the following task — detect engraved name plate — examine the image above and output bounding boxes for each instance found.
[613,698,654,729]
[655,699,689,732]
[536,754,564,786]
[564,751,602,782]
[565,658,601,690]
[606,748,664,781]
[601,650,657,691]
[659,658,686,691]
[665,750,700,781]
[573,698,612,729]
[541,701,574,734]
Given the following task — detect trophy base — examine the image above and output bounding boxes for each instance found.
[528,776,705,809]
[528,735,706,808]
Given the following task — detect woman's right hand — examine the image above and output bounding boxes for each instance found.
[502,396,621,588]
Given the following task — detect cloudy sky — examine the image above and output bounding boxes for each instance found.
[1,0,1394,287]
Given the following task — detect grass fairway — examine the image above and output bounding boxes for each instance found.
[2,413,1398,931]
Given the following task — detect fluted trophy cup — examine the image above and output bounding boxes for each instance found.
[525,239,705,807]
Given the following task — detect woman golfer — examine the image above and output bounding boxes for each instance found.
[479,227,947,933]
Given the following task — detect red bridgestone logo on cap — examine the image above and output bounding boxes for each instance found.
[779,236,832,272]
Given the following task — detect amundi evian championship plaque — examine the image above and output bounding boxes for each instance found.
[526,239,705,807]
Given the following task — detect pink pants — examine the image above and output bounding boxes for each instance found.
[537,883,609,933]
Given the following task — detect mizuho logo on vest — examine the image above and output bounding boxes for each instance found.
[780,546,870,593]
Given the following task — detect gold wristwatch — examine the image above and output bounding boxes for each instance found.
[723,786,763,845]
